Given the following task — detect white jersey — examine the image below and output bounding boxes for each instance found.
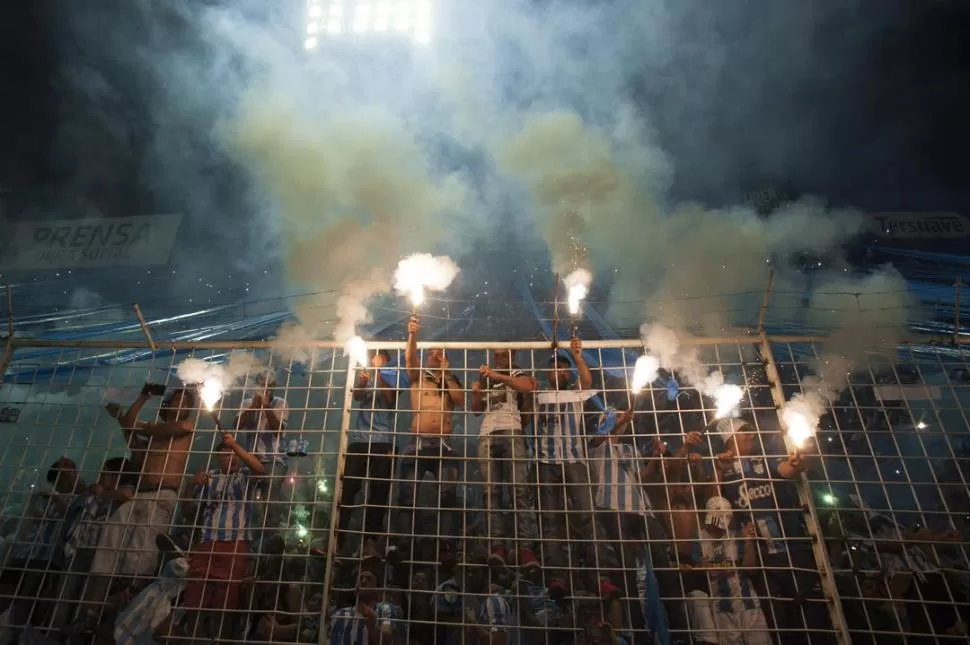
[479,369,526,435]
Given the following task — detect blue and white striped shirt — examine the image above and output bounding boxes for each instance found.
[693,528,758,613]
[535,389,596,464]
[435,579,513,645]
[350,388,396,446]
[590,441,652,516]
[195,468,252,543]
[240,396,289,465]
[327,607,368,645]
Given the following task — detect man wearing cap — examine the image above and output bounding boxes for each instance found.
[712,417,826,645]
[434,548,514,645]
[235,372,290,541]
[684,496,770,645]
[533,336,621,600]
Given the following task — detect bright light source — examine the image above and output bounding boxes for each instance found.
[327,20,341,34]
[916,421,928,430]
[309,5,323,18]
[822,493,837,505]
[307,22,319,34]
[317,479,329,493]
[415,27,431,44]
[305,37,318,49]
[295,524,309,538]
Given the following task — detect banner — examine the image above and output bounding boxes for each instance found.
[869,212,969,239]
[0,214,183,270]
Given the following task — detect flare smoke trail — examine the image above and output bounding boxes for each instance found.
[175,352,268,403]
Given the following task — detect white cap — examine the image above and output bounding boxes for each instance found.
[705,496,733,530]
[716,417,752,444]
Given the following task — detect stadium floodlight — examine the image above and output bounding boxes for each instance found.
[354,4,372,32]
[305,0,435,44]
[374,2,391,31]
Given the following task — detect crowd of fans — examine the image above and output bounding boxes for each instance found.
[0,318,967,645]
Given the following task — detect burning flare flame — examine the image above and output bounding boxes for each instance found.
[782,407,816,448]
[345,335,369,368]
[630,355,660,392]
[563,268,592,316]
[713,383,744,419]
[200,378,224,411]
[393,253,461,310]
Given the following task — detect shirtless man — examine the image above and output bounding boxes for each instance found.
[70,384,197,633]
[392,316,463,560]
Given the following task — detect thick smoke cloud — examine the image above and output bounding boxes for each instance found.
[48,0,914,370]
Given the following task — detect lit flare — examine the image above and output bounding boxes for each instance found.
[631,355,659,392]
[563,268,592,316]
[345,335,368,368]
[714,383,744,419]
[782,408,815,448]
[200,378,224,411]
[393,253,461,311]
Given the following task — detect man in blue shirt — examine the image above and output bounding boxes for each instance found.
[338,349,398,563]
[713,417,828,645]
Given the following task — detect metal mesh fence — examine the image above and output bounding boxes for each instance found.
[0,335,967,645]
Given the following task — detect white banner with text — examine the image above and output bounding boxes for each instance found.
[0,214,183,270]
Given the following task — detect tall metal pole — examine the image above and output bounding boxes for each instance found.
[318,360,357,645]
[0,284,15,396]
[757,335,851,642]
[758,269,776,333]
[954,277,962,346]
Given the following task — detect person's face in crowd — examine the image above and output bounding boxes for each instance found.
[160,389,193,422]
[306,593,323,613]
[219,447,238,473]
[99,469,119,491]
[357,569,379,604]
[53,458,79,493]
[411,571,431,592]
[727,429,755,456]
[493,349,513,371]
[371,351,389,369]
[427,348,446,369]
[461,564,486,593]
[524,565,543,584]
[550,358,572,388]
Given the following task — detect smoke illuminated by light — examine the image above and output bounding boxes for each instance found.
[345,335,369,368]
[200,378,225,411]
[564,268,592,316]
[783,407,816,448]
[714,383,744,419]
[393,253,461,311]
[630,355,659,392]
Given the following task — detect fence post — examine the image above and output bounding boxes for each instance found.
[759,332,852,645]
[955,277,962,346]
[0,284,14,395]
[318,359,356,644]
[758,268,776,332]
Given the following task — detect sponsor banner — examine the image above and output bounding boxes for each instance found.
[869,212,969,239]
[0,214,183,270]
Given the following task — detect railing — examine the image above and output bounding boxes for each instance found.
[0,334,967,645]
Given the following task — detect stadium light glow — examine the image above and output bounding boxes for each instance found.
[306,0,434,44]
[305,37,318,50]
